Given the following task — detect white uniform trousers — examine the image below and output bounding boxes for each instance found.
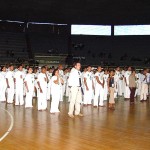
[103,84,108,100]
[38,88,47,110]
[0,84,7,102]
[7,84,14,103]
[68,86,82,115]
[15,84,24,105]
[46,82,51,100]
[50,93,60,113]
[137,82,142,96]
[118,80,123,96]
[140,83,148,100]
[124,85,130,99]
[59,85,63,101]
[84,88,93,104]
[25,90,33,108]
[94,85,104,106]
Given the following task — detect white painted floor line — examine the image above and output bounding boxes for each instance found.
[0,107,14,142]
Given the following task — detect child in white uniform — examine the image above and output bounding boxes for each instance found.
[0,66,7,102]
[37,66,48,110]
[6,65,15,103]
[14,65,25,105]
[50,69,64,113]
[24,67,34,108]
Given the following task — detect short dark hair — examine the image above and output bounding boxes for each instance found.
[41,66,46,70]
[52,69,58,76]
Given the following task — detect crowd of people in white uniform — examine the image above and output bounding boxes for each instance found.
[0,63,150,118]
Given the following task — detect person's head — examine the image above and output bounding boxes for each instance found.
[58,64,63,70]
[116,66,120,71]
[9,64,14,71]
[41,66,46,73]
[49,68,53,73]
[1,66,6,72]
[146,68,149,73]
[87,65,92,72]
[104,69,108,74]
[97,66,102,72]
[28,67,33,74]
[18,65,23,71]
[33,68,37,73]
[131,70,136,76]
[74,62,81,71]
[109,70,115,76]
[127,66,132,71]
[143,69,147,75]
[52,69,59,76]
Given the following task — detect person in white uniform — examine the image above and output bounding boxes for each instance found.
[124,66,132,99]
[83,65,94,105]
[58,64,64,101]
[68,62,83,118]
[14,65,25,105]
[24,67,34,108]
[103,69,109,101]
[37,66,48,110]
[6,64,15,103]
[0,66,7,102]
[94,66,105,107]
[46,68,53,101]
[140,69,148,102]
[50,69,64,113]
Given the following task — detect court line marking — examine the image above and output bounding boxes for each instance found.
[0,107,14,142]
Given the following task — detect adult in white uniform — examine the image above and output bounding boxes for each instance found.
[6,65,15,103]
[83,65,94,105]
[94,66,105,107]
[58,64,64,101]
[0,66,7,102]
[68,62,83,118]
[37,66,48,110]
[24,67,34,108]
[14,65,25,105]
[46,68,53,100]
[140,69,148,102]
[103,69,109,101]
[137,70,143,96]
[124,67,132,99]
[50,69,64,113]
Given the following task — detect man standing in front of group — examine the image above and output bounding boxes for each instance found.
[68,62,83,118]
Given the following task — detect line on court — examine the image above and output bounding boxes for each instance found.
[0,107,14,142]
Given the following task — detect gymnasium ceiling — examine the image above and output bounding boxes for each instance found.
[0,0,150,25]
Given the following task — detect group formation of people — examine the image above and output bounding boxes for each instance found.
[0,63,150,118]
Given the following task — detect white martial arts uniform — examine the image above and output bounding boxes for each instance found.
[24,73,34,108]
[103,73,109,100]
[94,71,105,106]
[140,74,148,101]
[68,68,82,115]
[58,69,64,101]
[50,76,61,113]
[6,71,15,103]
[46,72,52,100]
[14,70,25,105]
[124,71,131,99]
[137,72,142,96]
[83,71,93,105]
[37,73,47,110]
[0,71,7,102]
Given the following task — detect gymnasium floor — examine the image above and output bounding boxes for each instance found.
[0,97,150,150]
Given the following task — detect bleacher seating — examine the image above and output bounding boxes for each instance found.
[0,32,29,64]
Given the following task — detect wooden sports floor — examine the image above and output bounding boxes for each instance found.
[0,97,150,150]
